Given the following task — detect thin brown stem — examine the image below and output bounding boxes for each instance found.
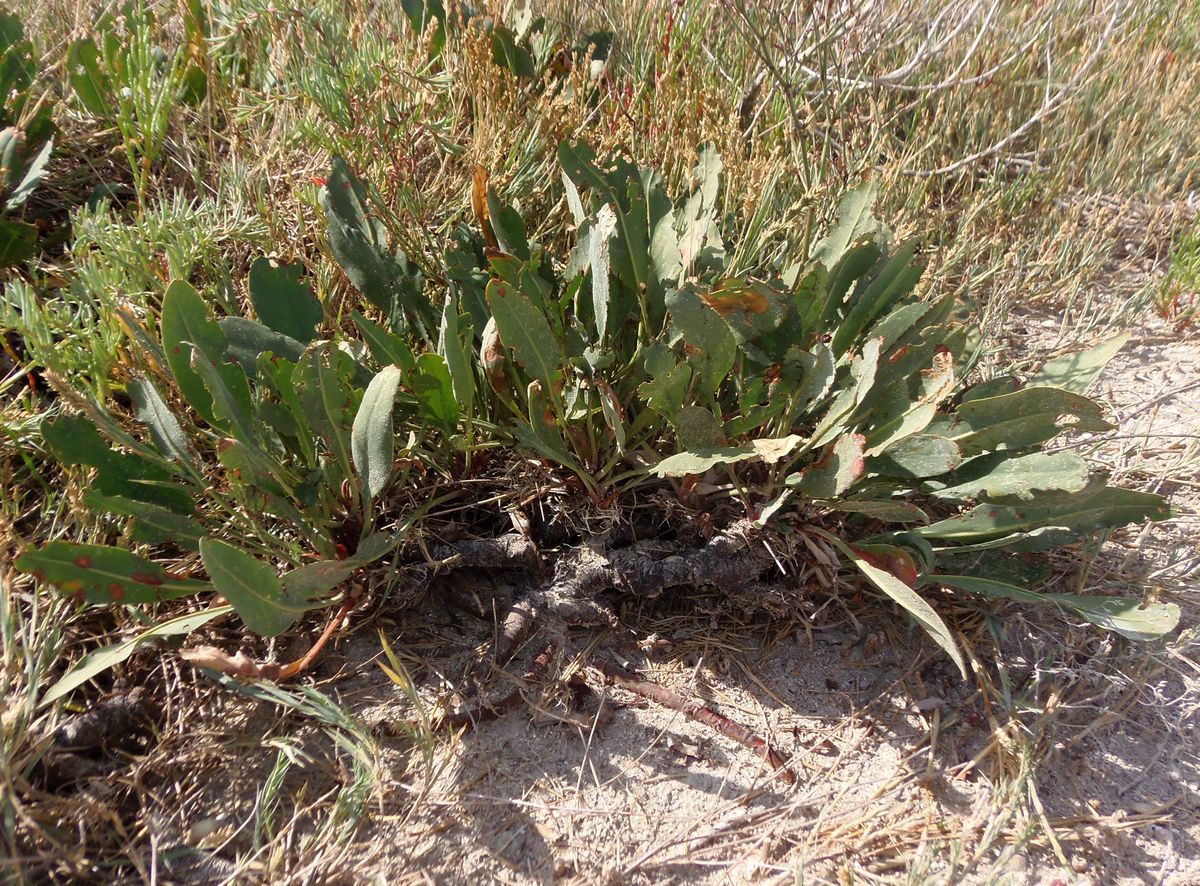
[591,659,797,787]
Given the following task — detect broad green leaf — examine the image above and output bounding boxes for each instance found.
[200,538,309,636]
[351,365,402,497]
[85,492,204,551]
[42,414,194,514]
[794,343,836,414]
[816,529,966,677]
[562,170,585,224]
[589,203,617,343]
[830,238,922,356]
[127,377,197,469]
[412,352,459,431]
[673,405,723,451]
[520,380,575,465]
[281,532,396,600]
[820,241,884,330]
[915,479,1171,545]
[930,451,1090,502]
[869,433,961,478]
[811,179,881,270]
[160,279,228,427]
[819,498,929,524]
[67,37,114,117]
[655,434,804,477]
[864,347,955,455]
[189,347,257,445]
[295,345,358,484]
[248,257,323,342]
[5,137,52,211]
[0,219,36,266]
[352,310,415,371]
[809,337,881,449]
[321,158,432,335]
[788,433,866,498]
[491,25,535,76]
[487,279,565,393]
[933,574,1180,642]
[677,143,722,268]
[41,605,233,706]
[437,294,475,418]
[17,542,211,605]
[951,386,1112,454]
[486,188,530,260]
[321,157,394,309]
[1029,334,1128,395]
[666,287,736,392]
[640,343,692,419]
[399,0,446,57]
[218,317,306,376]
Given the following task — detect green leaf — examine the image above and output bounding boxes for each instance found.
[815,529,966,677]
[673,405,723,450]
[352,310,415,371]
[0,219,36,266]
[16,542,211,605]
[5,137,52,211]
[950,386,1113,454]
[666,287,736,392]
[351,365,402,497]
[869,433,961,478]
[932,575,1180,642]
[819,498,929,524]
[218,317,306,376]
[281,532,396,600]
[200,538,309,636]
[321,158,432,335]
[160,279,229,427]
[491,25,535,76]
[67,37,114,117]
[830,238,922,357]
[862,346,955,455]
[42,414,194,514]
[930,451,1090,502]
[189,347,257,445]
[400,0,446,56]
[655,434,804,477]
[294,345,358,484]
[787,433,866,498]
[915,479,1171,545]
[1029,333,1128,395]
[487,278,565,393]
[41,606,233,707]
[588,203,617,343]
[85,491,204,551]
[248,257,322,343]
[811,179,882,270]
[486,188,530,260]
[127,377,197,469]
[809,337,881,450]
[412,352,459,432]
[437,293,475,418]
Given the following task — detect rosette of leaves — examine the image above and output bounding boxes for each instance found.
[387,142,1179,669]
[19,144,1179,692]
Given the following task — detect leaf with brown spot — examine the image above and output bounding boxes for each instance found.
[15,543,211,605]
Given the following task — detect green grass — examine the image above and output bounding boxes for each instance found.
[1,0,1198,880]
